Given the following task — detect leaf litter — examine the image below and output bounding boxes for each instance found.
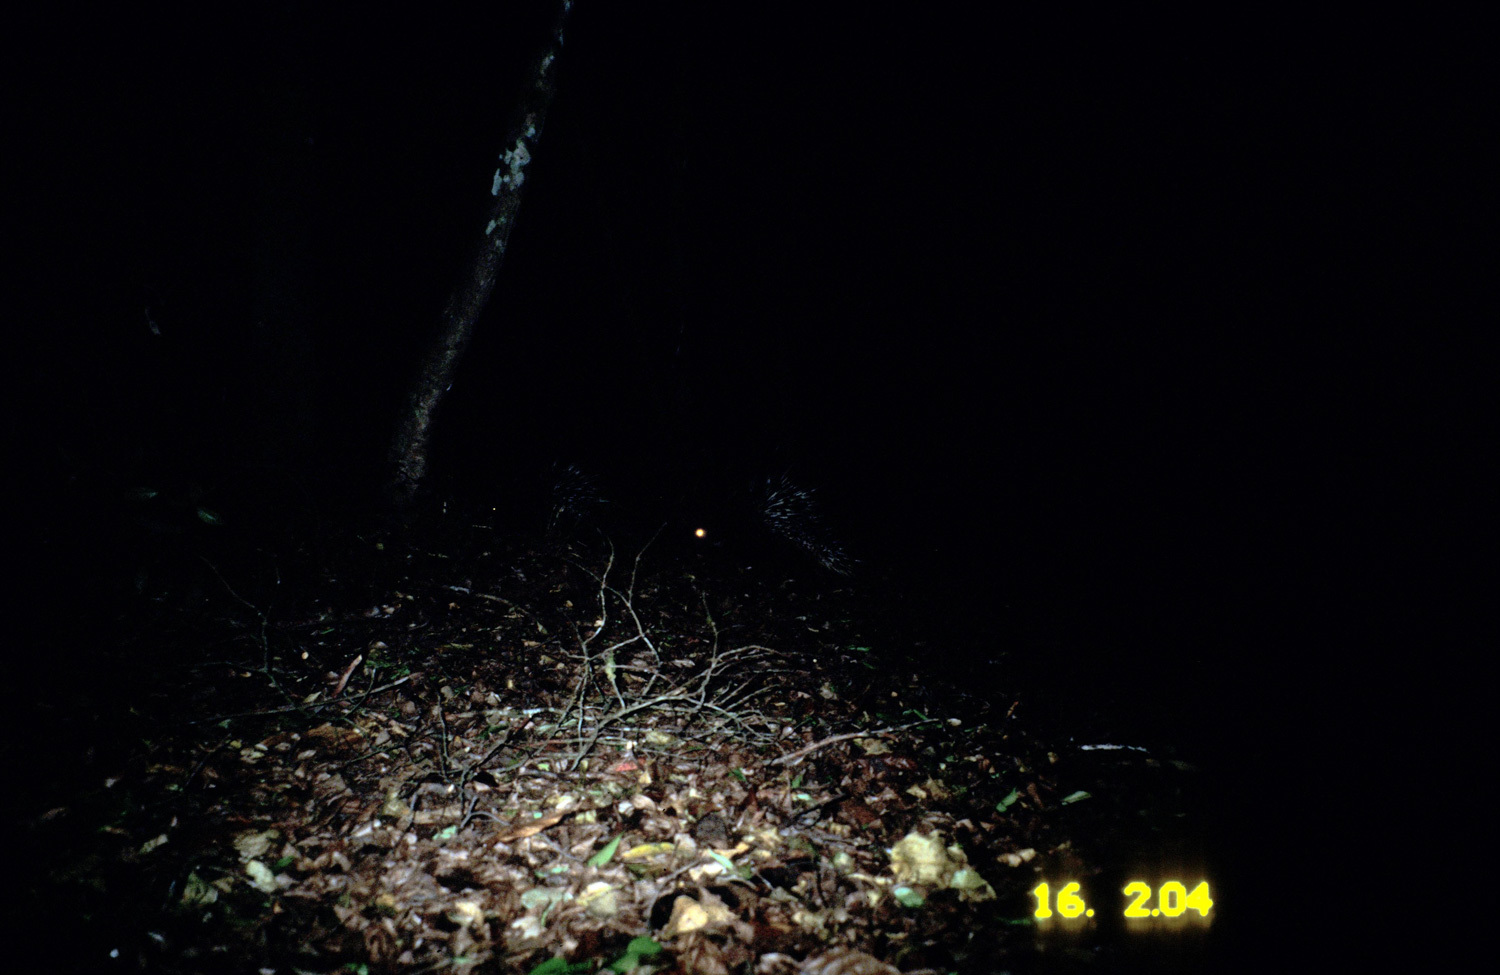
[15,511,1211,973]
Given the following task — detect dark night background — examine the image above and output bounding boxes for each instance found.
[9,3,1486,929]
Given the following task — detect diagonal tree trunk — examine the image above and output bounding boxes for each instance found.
[387,0,574,507]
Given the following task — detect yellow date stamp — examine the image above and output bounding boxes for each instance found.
[1032,880,1214,925]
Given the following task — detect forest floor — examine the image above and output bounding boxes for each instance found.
[14,508,1219,974]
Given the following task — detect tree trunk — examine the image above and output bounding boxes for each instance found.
[386,0,573,508]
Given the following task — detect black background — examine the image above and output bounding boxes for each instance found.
[11,5,1485,805]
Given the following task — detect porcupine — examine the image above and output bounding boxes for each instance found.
[687,474,854,576]
[543,463,608,536]
[545,466,853,576]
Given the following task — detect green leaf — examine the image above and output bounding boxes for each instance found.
[607,937,664,972]
[587,835,621,867]
[893,885,925,908]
